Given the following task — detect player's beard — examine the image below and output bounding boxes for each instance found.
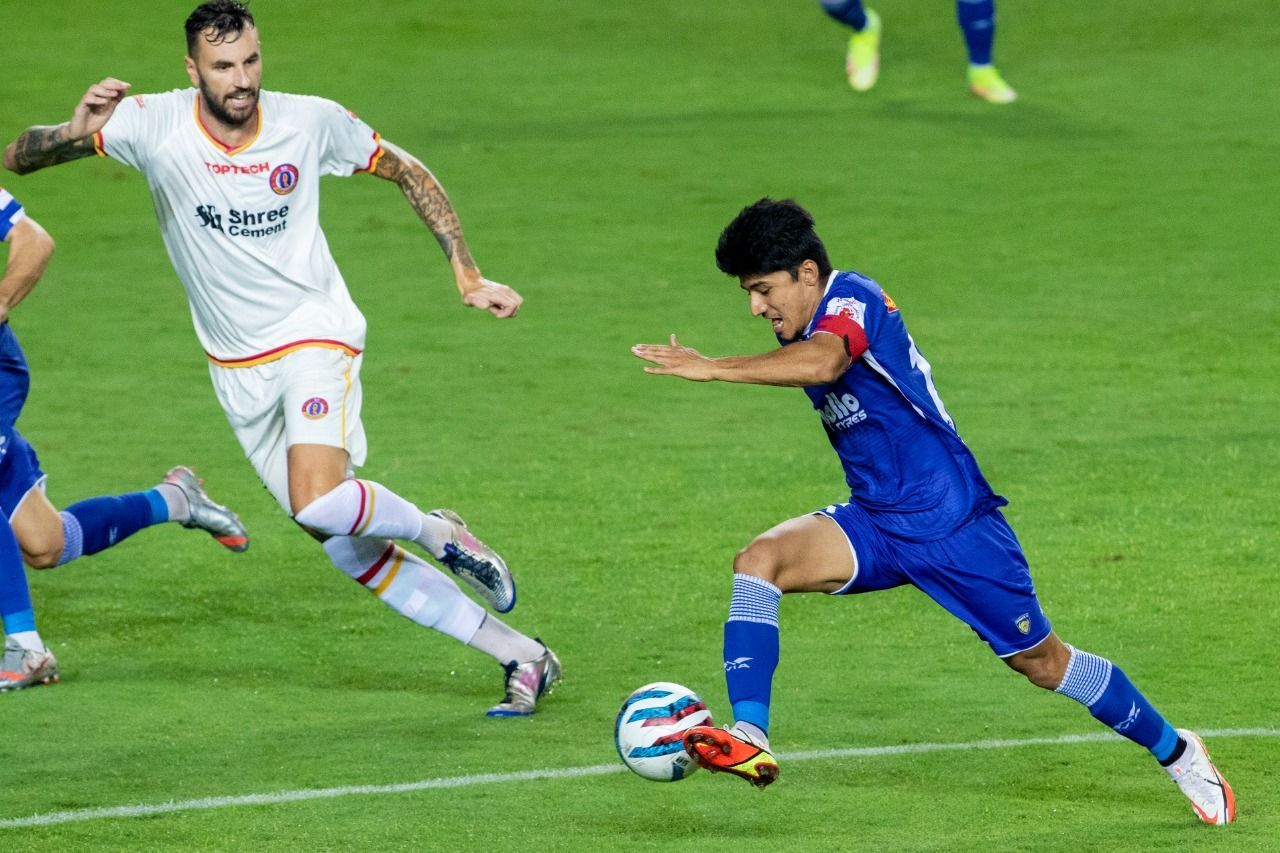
[198,78,258,128]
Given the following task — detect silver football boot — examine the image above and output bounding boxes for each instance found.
[485,642,562,717]
[0,637,60,692]
[428,509,516,613]
[164,466,250,552]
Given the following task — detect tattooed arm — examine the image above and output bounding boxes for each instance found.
[373,140,522,318]
[3,78,130,175]
[3,125,98,175]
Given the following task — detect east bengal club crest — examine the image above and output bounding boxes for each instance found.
[301,397,329,419]
[1015,613,1032,635]
[269,163,299,196]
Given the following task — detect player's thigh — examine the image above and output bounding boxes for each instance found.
[278,349,367,512]
[280,349,366,456]
[907,510,1053,658]
[735,513,856,593]
[0,430,58,567]
[286,443,351,513]
[10,486,63,568]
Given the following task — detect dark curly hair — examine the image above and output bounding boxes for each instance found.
[185,1,256,56]
[715,198,833,281]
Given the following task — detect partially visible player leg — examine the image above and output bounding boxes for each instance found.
[684,512,855,787]
[322,534,560,715]
[291,468,515,613]
[921,511,1233,824]
[958,0,1017,103]
[1008,636,1235,824]
[0,516,58,691]
[13,469,247,570]
[820,0,882,92]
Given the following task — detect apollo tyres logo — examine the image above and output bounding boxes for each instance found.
[818,391,867,430]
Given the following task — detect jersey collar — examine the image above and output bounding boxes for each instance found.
[192,91,263,156]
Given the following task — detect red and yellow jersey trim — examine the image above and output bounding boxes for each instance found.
[206,338,362,368]
[194,94,263,156]
[92,131,106,158]
[359,132,385,174]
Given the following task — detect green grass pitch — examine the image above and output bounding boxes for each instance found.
[2,1,1277,850]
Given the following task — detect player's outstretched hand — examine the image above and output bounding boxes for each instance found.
[463,278,522,318]
[68,78,131,140]
[631,334,717,382]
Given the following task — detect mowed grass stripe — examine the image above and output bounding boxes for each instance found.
[4,728,1273,829]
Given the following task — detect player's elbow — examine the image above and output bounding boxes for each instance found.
[15,218,55,260]
[3,143,27,175]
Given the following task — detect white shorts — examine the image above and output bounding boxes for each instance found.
[209,346,367,512]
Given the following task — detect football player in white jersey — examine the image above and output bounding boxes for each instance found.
[4,1,560,715]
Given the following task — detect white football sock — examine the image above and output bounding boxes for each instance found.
[466,614,544,664]
[154,482,190,523]
[296,479,424,541]
[7,630,45,652]
[322,536,483,642]
[416,512,455,560]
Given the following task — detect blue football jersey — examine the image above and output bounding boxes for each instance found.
[794,270,1004,541]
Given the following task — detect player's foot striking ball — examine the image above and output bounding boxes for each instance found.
[683,724,779,789]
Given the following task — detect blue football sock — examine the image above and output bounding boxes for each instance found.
[0,518,35,631]
[821,0,868,32]
[724,573,782,734]
[957,0,996,66]
[1055,645,1180,762]
[56,490,167,566]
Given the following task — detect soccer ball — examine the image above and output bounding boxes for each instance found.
[614,682,713,782]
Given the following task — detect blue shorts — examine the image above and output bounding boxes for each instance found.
[0,324,43,520]
[0,430,45,520]
[819,502,1052,657]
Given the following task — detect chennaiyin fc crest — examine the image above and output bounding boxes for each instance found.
[1015,613,1032,635]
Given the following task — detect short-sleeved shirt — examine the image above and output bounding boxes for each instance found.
[94,89,384,365]
[0,187,27,242]
[797,270,1004,541]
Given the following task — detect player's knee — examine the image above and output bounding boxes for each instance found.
[292,480,357,536]
[1006,647,1067,690]
[732,539,782,585]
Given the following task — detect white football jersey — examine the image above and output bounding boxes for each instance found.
[95,89,383,366]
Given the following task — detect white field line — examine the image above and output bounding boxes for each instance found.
[2,727,1275,830]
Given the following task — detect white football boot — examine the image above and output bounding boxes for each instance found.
[1166,729,1236,824]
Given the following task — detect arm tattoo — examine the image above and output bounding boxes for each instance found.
[375,144,477,273]
[4,124,96,175]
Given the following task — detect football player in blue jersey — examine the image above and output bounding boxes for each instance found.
[820,1,1017,103]
[0,190,248,691]
[631,198,1234,824]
